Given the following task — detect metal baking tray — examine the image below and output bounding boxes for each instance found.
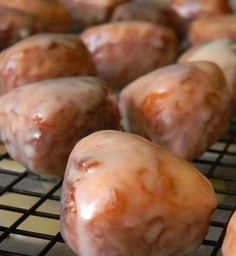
[0,119,236,256]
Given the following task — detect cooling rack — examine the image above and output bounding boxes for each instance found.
[0,121,236,256]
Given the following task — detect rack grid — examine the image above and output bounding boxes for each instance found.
[0,121,236,256]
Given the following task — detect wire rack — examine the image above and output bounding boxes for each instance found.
[0,122,236,256]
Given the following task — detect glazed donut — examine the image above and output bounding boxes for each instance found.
[61,130,217,256]
[0,33,95,95]
[120,61,231,160]
[222,211,236,256]
[0,7,45,49]
[59,0,129,28]
[171,0,232,21]
[81,21,178,89]
[111,2,168,25]
[111,1,184,38]
[0,0,75,32]
[0,77,120,176]
[178,39,236,108]
[189,15,236,45]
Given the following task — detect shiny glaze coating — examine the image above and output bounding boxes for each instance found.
[60,0,129,28]
[0,0,75,32]
[111,2,183,38]
[179,39,236,108]
[120,61,231,160]
[171,0,232,21]
[222,211,236,256]
[170,0,232,36]
[0,7,45,49]
[61,130,217,256]
[0,77,120,176]
[111,2,168,25]
[81,21,178,89]
[0,33,95,95]
[189,15,236,45]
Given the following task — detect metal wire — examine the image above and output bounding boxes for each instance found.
[0,122,236,255]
